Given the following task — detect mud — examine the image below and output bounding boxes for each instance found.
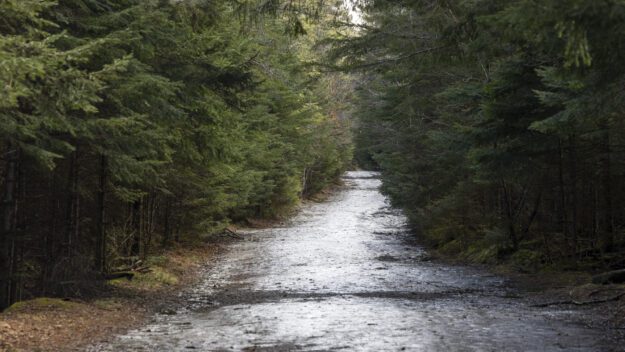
[90,171,616,351]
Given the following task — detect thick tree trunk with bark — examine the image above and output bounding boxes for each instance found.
[0,144,19,309]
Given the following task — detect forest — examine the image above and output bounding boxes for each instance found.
[0,0,352,310]
[3,0,625,319]
[333,0,625,273]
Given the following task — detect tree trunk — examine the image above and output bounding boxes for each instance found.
[557,139,569,242]
[174,199,182,243]
[12,157,26,303]
[568,135,578,254]
[64,150,79,259]
[521,190,542,240]
[600,129,614,251]
[0,144,19,309]
[42,169,59,295]
[94,154,107,273]
[143,192,157,258]
[130,199,142,257]
[162,197,172,248]
[500,179,518,250]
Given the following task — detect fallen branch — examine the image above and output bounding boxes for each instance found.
[132,266,152,274]
[114,267,151,274]
[104,272,135,281]
[532,291,625,307]
[223,228,243,239]
[592,269,625,285]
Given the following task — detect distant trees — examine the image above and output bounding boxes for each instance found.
[333,0,625,270]
[0,0,352,309]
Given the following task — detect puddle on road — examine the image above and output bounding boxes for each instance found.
[90,171,613,352]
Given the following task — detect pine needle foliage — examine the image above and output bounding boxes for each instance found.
[0,0,352,309]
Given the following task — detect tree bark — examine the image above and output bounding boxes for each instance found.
[95,154,107,273]
[42,169,59,295]
[0,144,19,309]
[162,197,172,248]
[130,199,142,257]
[64,150,79,259]
[557,139,568,242]
[500,179,518,250]
[521,190,542,241]
[568,135,578,254]
[600,129,614,251]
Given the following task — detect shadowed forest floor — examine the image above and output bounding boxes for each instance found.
[0,244,222,351]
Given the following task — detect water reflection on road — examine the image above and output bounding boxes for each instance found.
[91,171,611,351]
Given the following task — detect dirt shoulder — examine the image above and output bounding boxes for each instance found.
[424,247,625,343]
[502,268,625,342]
[0,243,224,352]
[0,184,345,352]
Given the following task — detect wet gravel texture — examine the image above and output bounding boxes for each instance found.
[90,171,615,351]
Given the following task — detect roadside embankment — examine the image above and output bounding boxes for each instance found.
[0,243,223,352]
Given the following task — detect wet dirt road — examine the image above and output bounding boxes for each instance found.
[91,171,613,351]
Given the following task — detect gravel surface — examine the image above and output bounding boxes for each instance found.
[89,171,618,351]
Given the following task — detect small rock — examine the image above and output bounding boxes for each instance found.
[160,308,177,315]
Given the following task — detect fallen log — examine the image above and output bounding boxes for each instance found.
[104,272,134,281]
[592,269,625,285]
[223,228,243,239]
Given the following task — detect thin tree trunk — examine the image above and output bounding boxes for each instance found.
[95,154,107,273]
[143,192,157,258]
[13,157,26,303]
[64,150,79,259]
[592,183,598,247]
[174,199,182,243]
[42,169,59,295]
[568,135,578,255]
[130,199,142,257]
[558,139,569,244]
[162,197,172,248]
[600,129,614,251]
[500,178,518,250]
[301,167,309,197]
[521,190,542,240]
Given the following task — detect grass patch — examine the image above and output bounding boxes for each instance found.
[92,298,125,311]
[145,255,168,266]
[4,298,81,313]
[109,260,179,291]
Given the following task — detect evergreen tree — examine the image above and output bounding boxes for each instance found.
[331,0,625,270]
[0,0,352,309]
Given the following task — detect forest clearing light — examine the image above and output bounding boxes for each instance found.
[344,0,364,24]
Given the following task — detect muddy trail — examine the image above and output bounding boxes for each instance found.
[90,171,615,351]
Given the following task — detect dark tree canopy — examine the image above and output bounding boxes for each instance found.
[331,0,625,271]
